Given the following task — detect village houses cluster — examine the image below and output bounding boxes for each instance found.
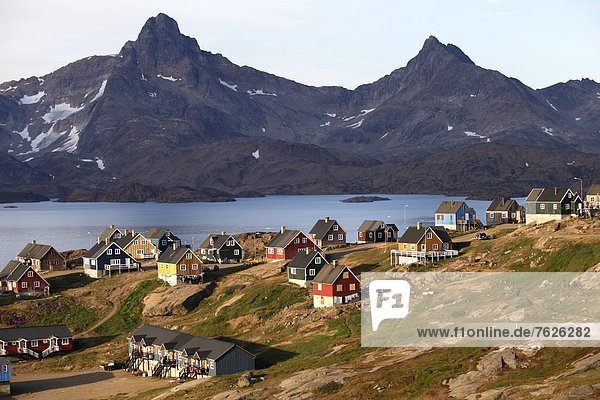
[0,185,595,386]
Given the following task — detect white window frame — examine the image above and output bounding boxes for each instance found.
[328,234,334,241]
[309,268,316,276]
[186,253,192,260]
[343,272,349,279]
[333,225,338,231]
[61,338,69,345]
[540,204,546,210]
[110,259,120,265]
[141,240,146,245]
[433,244,439,251]
[553,204,558,210]
[315,257,321,264]
[27,271,34,277]
[21,282,27,288]
[107,249,112,255]
[137,249,144,255]
[350,283,356,291]
[180,264,187,271]
[277,248,284,255]
[31,340,38,347]
[426,232,433,239]
[162,240,167,246]
[268,248,274,254]
[192,264,198,270]
[115,248,120,255]
[134,240,139,245]
[317,283,322,291]
[336,284,343,291]
[294,238,300,244]
[302,237,307,243]
[338,234,344,240]
[565,203,571,210]
[290,268,296,275]
[34,281,40,288]
[234,249,240,255]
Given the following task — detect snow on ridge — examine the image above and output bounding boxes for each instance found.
[252,149,260,159]
[81,159,94,162]
[90,80,107,103]
[20,91,45,104]
[30,123,68,152]
[575,117,581,121]
[247,89,277,96]
[545,99,558,111]
[218,78,237,91]
[347,119,364,129]
[1,86,17,92]
[13,124,32,142]
[24,157,35,162]
[464,131,487,139]
[149,92,157,98]
[38,77,44,85]
[325,113,336,118]
[55,126,80,153]
[141,74,147,81]
[470,94,477,98]
[320,121,331,127]
[342,115,356,122]
[447,125,453,131]
[157,74,180,82]
[541,126,554,136]
[42,103,84,124]
[359,108,376,115]
[525,162,529,167]
[380,132,389,140]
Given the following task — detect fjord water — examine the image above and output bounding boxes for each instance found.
[0,195,499,267]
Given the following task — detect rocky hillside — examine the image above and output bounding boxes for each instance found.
[0,13,598,202]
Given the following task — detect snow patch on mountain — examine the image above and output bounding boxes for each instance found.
[252,149,260,159]
[447,125,453,131]
[541,126,554,136]
[157,74,180,82]
[325,113,337,118]
[247,89,277,96]
[320,121,331,127]
[19,91,45,104]
[348,119,364,129]
[218,78,237,91]
[380,132,389,140]
[545,99,558,111]
[54,126,80,153]
[1,86,17,92]
[464,131,487,139]
[42,103,84,124]
[13,125,32,142]
[30,123,68,152]
[96,158,105,170]
[90,80,107,102]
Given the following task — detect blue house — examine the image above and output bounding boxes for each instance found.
[0,357,10,396]
[83,239,139,278]
[434,201,477,231]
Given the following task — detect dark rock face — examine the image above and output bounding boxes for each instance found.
[0,13,598,202]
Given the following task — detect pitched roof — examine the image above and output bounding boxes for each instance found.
[487,198,518,212]
[114,232,154,250]
[157,246,196,264]
[398,226,452,244]
[358,220,385,232]
[17,242,54,260]
[313,264,355,285]
[83,241,110,259]
[145,227,180,242]
[266,229,303,248]
[587,184,600,196]
[98,225,121,241]
[0,357,9,365]
[385,223,399,232]
[309,218,341,240]
[526,188,579,203]
[0,261,29,281]
[198,234,235,250]
[0,325,72,341]
[130,324,252,361]
[287,249,327,269]
[435,201,466,214]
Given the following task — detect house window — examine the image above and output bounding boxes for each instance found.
[91,259,96,266]
[302,238,307,243]
[359,232,363,237]
[31,340,38,347]
[107,249,112,255]
[141,240,146,245]
[192,264,198,270]
[450,215,453,221]
[34,281,40,288]
[411,244,415,250]
[61,338,69,345]
[565,203,570,210]
[115,233,121,239]
[553,204,558,210]
[227,240,234,246]
[234,249,240,255]
[309,268,315,276]
[338,234,344,240]
[426,233,432,239]
[27,271,34,277]
[2,366,7,373]
[333,225,339,231]
[186,253,192,259]
[350,283,356,291]
[343,272,349,279]
[315,257,321,264]
[377,232,382,238]
[336,284,343,291]
[328,234,334,241]
[137,249,144,255]
[11,342,17,346]
[110,259,120,265]
[277,249,284,255]
[540,204,546,210]
[368,232,373,238]
[134,240,139,245]
[268,248,274,254]
[433,244,439,250]
[115,248,120,255]
[180,264,186,271]
[162,240,167,246]
[294,238,300,244]
[21,282,27,288]
[317,283,322,291]
[290,268,296,275]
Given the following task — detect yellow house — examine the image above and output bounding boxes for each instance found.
[157,245,203,286]
[115,230,158,261]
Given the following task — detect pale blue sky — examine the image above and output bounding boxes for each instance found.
[0,0,598,89]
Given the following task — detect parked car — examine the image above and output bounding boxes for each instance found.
[102,361,125,371]
[475,232,488,240]
[243,258,260,267]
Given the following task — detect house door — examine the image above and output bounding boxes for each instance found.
[421,244,426,251]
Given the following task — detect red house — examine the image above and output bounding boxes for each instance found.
[312,261,360,308]
[0,261,50,296]
[265,226,320,261]
[0,325,73,358]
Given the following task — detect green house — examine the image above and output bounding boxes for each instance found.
[525,188,582,224]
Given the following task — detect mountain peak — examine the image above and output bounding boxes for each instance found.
[139,13,182,37]
[417,36,474,65]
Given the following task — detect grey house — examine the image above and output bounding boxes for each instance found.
[144,228,181,253]
[486,198,525,225]
[198,233,243,263]
[286,249,328,287]
[525,188,582,224]
[128,324,254,379]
